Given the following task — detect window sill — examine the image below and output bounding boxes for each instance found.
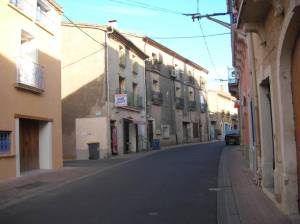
[15,83,44,94]
[0,154,15,159]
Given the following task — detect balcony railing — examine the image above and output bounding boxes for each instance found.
[175,97,184,110]
[188,101,196,111]
[16,57,44,93]
[10,0,35,17]
[36,7,55,32]
[151,91,163,105]
[116,89,143,109]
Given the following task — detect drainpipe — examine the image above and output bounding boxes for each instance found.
[105,28,113,158]
[172,56,178,144]
[248,33,262,185]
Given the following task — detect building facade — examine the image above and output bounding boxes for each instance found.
[0,0,63,179]
[229,0,300,219]
[207,88,238,140]
[61,23,148,160]
[124,34,210,147]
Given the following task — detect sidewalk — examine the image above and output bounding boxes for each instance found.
[218,146,293,224]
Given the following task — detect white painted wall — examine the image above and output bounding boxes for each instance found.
[39,121,52,170]
[76,117,108,160]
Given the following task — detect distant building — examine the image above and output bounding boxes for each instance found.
[124,34,210,146]
[0,0,63,179]
[207,87,238,140]
[61,23,148,160]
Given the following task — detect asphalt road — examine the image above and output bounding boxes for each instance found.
[0,142,224,224]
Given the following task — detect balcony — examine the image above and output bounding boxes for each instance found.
[187,101,196,111]
[115,89,143,110]
[151,91,163,105]
[15,57,44,93]
[36,7,55,32]
[228,71,239,98]
[200,103,207,113]
[9,0,35,17]
[175,97,184,110]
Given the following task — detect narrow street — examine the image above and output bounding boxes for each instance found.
[0,142,223,224]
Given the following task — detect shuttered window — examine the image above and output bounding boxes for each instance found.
[0,131,11,154]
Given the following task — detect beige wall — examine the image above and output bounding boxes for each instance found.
[0,0,62,179]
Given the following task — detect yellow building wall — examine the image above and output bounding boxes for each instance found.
[0,0,62,179]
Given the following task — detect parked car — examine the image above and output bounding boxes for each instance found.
[225,129,240,145]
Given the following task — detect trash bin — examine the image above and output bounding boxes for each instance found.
[87,142,100,160]
[152,139,160,150]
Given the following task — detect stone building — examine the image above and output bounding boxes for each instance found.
[207,88,238,140]
[61,23,148,160]
[0,0,63,180]
[229,0,300,220]
[123,34,210,147]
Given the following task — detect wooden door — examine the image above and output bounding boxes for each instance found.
[292,33,300,209]
[20,119,39,172]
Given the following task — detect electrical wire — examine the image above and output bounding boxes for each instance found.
[63,14,105,47]
[109,0,185,15]
[150,32,230,40]
[198,20,217,75]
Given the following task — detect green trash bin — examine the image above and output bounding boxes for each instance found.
[87,142,100,160]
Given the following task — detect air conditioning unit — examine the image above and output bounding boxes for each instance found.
[170,70,177,78]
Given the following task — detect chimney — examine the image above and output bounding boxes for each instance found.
[108,20,117,30]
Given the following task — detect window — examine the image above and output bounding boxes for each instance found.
[152,79,159,91]
[188,87,194,101]
[175,83,181,97]
[119,77,125,93]
[132,61,138,74]
[158,53,163,64]
[16,30,44,92]
[162,125,170,138]
[119,46,125,68]
[152,53,158,63]
[36,0,53,31]
[0,131,11,154]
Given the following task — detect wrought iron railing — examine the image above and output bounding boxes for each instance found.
[36,7,55,32]
[175,97,184,110]
[151,91,163,105]
[188,101,196,111]
[16,57,44,92]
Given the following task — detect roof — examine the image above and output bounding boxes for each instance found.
[47,0,63,14]
[143,37,208,73]
[108,28,148,60]
[121,32,208,73]
[61,22,148,60]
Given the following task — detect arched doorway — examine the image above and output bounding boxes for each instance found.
[292,32,300,210]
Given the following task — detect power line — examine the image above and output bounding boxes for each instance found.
[109,0,185,15]
[63,14,105,47]
[150,32,230,40]
[198,20,217,75]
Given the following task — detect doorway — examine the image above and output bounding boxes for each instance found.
[110,120,118,155]
[19,118,39,172]
[123,119,130,154]
[148,120,153,149]
[182,122,189,143]
[292,33,300,209]
[259,77,275,190]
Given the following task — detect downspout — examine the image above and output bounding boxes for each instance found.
[105,28,113,158]
[143,40,148,150]
[172,55,178,144]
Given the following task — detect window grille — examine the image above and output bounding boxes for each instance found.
[0,131,11,154]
